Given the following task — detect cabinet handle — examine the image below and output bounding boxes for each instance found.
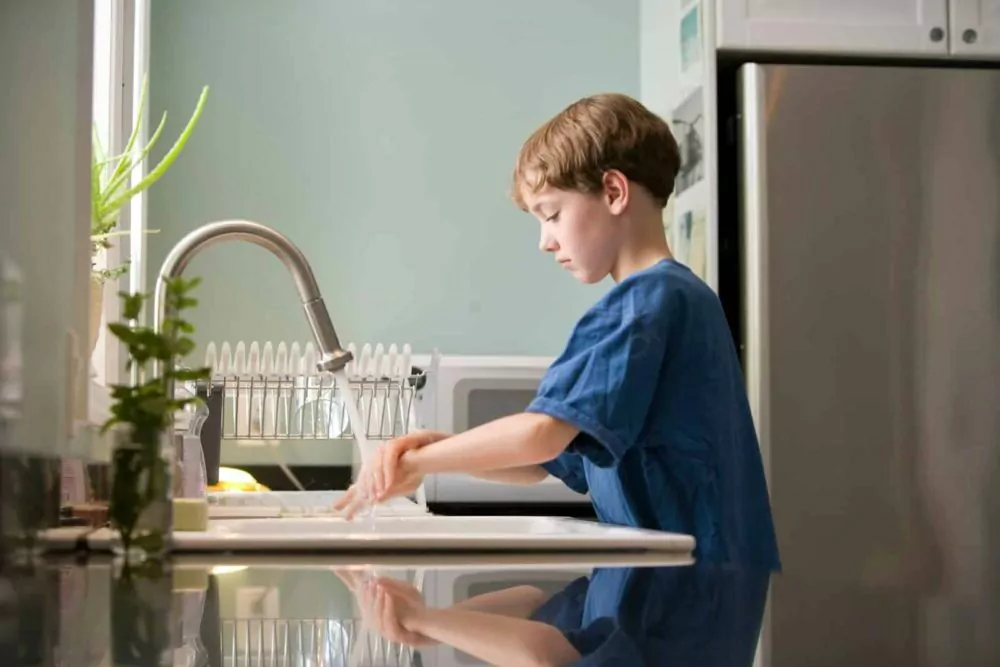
[929,27,945,42]
[963,29,978,45]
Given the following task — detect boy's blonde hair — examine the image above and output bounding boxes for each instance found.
[511,93,680,210]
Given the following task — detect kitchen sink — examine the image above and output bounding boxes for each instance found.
[169,514,695,553]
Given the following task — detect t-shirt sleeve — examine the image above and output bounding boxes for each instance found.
[540,450,589,494]
[527,275,674,466]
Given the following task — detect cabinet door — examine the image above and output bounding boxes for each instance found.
[717,0,950,56]
[950,0,1000,57]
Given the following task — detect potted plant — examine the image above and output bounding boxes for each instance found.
[90,77,209,357]
[101,277,210,560]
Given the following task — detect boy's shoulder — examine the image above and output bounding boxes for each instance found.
[591,259,715,321]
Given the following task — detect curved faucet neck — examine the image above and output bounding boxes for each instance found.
[153,220,352,379]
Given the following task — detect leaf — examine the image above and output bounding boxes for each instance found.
[99,110,168,208]
[172,367,211,382]
[104,85,209,212]
[107,322,137,345]
[122,292,145,320]
[173,338,196,358]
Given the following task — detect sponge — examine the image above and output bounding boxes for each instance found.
[173,498,209,532]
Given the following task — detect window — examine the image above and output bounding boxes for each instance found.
[90,0,149,411]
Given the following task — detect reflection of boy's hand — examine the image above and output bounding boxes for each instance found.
[331,567,368,593]
[359,576,435,647]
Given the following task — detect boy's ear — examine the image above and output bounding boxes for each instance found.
[602,170,629,215]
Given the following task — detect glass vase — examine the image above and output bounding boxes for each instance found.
[109,426,173,561]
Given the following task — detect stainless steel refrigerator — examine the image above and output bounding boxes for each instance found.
[720,64,1000,666]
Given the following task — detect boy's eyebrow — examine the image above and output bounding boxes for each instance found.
[529,197,554,215]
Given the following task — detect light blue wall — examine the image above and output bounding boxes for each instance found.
[148,0,639,358]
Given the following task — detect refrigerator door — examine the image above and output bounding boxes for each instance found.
[739,64,1000,666]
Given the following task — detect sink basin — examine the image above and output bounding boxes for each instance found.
[167,515,695,553]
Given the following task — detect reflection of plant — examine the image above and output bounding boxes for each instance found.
[102,277,210,556]
[91,77,209,282]
[112,559,172,664]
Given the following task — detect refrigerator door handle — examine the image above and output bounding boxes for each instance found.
[738,64,771,486]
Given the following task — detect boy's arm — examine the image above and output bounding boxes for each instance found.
[469,465,550,485]
[406,605,581,667]
[404,412,577,479]
[452,584,550,618]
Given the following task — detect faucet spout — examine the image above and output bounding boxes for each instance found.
[153,220,352,374]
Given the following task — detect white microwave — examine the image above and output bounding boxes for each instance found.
[411,354,591,506]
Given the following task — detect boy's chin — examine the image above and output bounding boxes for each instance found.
[571,268,607,285]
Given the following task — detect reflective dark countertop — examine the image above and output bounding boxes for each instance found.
[0,552,759,667]
[0,548,998,666]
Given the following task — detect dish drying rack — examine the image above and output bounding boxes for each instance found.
[220,617,418,667]
[219,569,424,667]
[198,341,440,443]
[189,341,440,516]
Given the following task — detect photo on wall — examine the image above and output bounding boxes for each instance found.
[679,2,702,81]
[672,88,704,197]
[671,206,707,281]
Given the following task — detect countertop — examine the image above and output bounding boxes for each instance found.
[2,550,998,666]
[3,552,759,667]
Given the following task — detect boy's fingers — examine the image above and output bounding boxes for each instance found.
[343,491,368,520]
[383,444,400,491]
[334,485,372,520]
[372,448,386,499]
[332,485,355,511]
[383,438,410,490]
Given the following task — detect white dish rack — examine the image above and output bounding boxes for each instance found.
[200,341,440,442]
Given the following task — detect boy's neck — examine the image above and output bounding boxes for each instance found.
[610,214,673,283]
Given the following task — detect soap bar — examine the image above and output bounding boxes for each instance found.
[173,498,209,532]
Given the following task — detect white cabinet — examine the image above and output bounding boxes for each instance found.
[717,0,951,56]
[950,0,1000,57]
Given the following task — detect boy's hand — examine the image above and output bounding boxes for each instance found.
[333,431,443,519]
[370,431,433,500]
[369,443,423,501]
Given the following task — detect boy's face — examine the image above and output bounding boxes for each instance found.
[522,179,626,285]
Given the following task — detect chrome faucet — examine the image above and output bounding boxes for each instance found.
[153,220,353,375]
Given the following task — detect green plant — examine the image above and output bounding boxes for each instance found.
[102,277,211,556]
[91,77,209,282]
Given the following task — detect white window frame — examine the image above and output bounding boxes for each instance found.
[90,0,150,402]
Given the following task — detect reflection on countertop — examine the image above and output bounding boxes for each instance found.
[3,549,999,666]
[0,553,764,667]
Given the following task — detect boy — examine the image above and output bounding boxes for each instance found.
[336,93,780,568]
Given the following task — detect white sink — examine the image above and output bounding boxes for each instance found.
[169,515,695,553]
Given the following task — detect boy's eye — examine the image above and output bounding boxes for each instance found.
[545,212,560,223]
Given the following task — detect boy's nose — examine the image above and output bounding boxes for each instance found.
[539,230,558,253]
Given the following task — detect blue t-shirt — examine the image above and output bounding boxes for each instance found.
[529,565,771,666]
[527,259,780,568]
